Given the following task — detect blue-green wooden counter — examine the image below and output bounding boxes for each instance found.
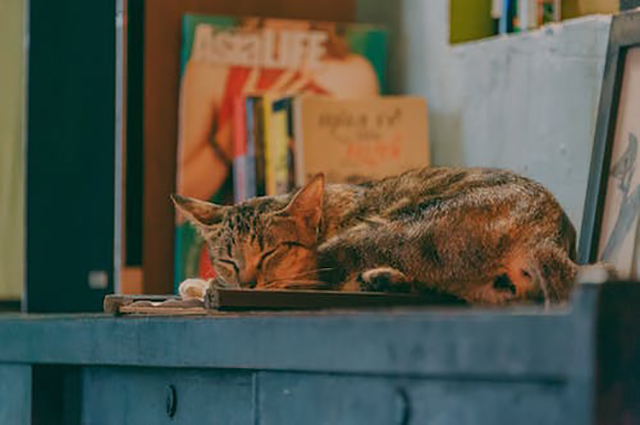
[0,281,636,424]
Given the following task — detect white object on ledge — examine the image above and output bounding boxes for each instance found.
[179,278,209,300]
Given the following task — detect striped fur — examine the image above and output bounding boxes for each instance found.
[173,167,578,305]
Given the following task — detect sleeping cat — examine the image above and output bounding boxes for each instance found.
[173,167,579,305]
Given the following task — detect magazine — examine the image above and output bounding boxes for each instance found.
[174,14,388,286]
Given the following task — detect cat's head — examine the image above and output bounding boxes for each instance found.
[172,175,325,289]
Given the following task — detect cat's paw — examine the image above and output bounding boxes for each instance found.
[357,267,412,293]
[179,278,209,300]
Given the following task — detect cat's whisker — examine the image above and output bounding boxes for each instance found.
[264,279,327,286]
[263,279,331,290]
[265,268,335,284]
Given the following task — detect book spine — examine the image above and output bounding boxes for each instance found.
[553,0,561,21]
[491,0,503,18]
[512,0,521,32]
[232,96,247,204]
[519,0,538,31]
[499,0,522,33]
[528,0,538,29]
[253,97,267,197]
[262,95,276,196]
[499,0,510,34]
[284,97,296,192]
[519,0,528,31]
[537,0,555,26]
[272,98,291,195]
[244,97,257,199]
[293,96,306,186]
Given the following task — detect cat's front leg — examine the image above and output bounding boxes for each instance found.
[179,278,210,300]
[179,277,233,301]
[356,267,414,293]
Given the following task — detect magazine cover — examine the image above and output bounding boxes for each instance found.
[232,96,247,203]
[174,14,388,287]
[265,96,291,196]
[294,95,430,185]
[243,96,258,200]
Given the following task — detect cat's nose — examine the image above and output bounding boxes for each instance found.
[238,268,257,288]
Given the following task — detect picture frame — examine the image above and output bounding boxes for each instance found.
[579,10,640,279]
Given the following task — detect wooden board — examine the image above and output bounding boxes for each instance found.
[119,305,207,316]
[105,288,466,315]
[208,288,467,311]
[103,294,180,314]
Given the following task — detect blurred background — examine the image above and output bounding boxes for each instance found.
[0,0,629,313]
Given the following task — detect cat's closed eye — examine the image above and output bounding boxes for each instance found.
[257,248,279,269]
[258,242,303,271]
[215,259,239,281]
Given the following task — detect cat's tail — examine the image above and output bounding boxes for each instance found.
[526,245,578,305]
[511,244,617,305]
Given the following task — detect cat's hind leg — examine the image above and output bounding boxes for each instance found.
[503,243,578,305]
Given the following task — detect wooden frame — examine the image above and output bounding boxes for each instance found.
[579,10,640,272]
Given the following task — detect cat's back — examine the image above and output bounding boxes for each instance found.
[320,167,574,259]
[318,167,578,303]
[356,167,557,215]
[346,167,574,249]
[368,167,541,201]
[324,167,561,221]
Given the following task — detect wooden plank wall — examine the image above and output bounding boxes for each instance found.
[142,0,357,293]
[0,0,25,301]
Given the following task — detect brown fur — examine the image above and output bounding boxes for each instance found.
[173,167,579,304]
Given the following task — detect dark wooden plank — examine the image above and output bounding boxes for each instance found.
[0,299,21,312]
[595,280,640,424]
[105,288,464,314]
[124,0,144,268]
[26,0,116,312]
[82,367,253,425]
[209,288,467,311]
[31,366,82,425]
[0,365,31,425]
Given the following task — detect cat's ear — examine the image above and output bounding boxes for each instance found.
[171,194,226,227]
[282,173,325,228]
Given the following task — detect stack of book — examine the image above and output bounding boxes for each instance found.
[232,94,430,202]
[173,14,430,283]
[494,0,561,34]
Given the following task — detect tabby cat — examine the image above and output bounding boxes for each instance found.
[173,167,579,305]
